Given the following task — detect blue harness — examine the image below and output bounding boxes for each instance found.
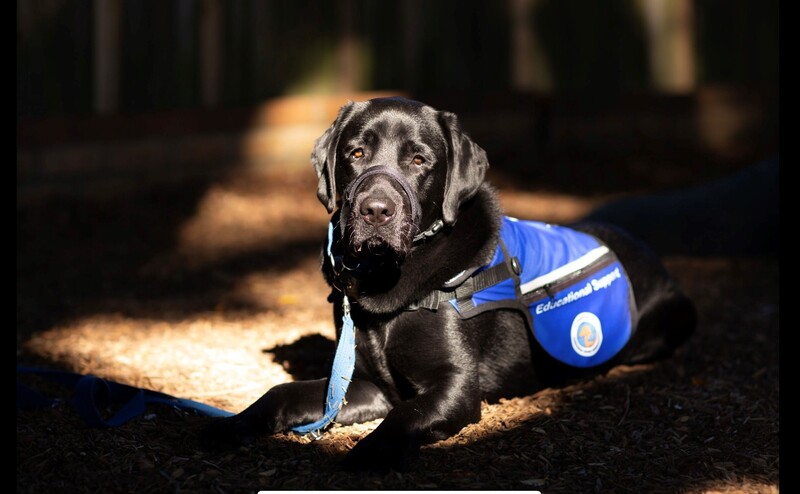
[411,216,637,368]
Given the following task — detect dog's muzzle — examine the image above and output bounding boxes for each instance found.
[341,165,421,227]
[340,166,444,255]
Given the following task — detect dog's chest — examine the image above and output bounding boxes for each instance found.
[353,310,454,401]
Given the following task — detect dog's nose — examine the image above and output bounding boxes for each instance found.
[359,197,396,226]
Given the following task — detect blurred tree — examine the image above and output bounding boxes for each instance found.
[16,0,778,117]
[638,0,696,92]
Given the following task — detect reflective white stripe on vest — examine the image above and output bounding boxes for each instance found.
[520,246,610,295]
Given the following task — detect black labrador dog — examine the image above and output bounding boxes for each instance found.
[202,97,695,471]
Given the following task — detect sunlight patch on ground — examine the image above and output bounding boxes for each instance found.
[221,254,331,314]
[498,189,606,224]
[172,169,328,269]
[23,309,335,413]
[699,485,778,494]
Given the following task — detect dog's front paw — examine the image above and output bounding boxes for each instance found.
[342,425,419,473]
[199,416,257,450]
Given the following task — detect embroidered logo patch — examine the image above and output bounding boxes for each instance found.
[570,312,603,357]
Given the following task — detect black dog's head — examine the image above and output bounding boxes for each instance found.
[312,97,489,262]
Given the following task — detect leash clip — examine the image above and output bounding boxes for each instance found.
[342,295,351,317]
[413,219,444,244]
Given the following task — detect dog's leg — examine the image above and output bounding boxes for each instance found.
[200,378,391,449]
[342,369,482,472]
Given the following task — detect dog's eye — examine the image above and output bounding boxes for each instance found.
[351,148,365,160]
[413,155,426,166]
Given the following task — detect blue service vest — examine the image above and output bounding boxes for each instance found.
[414,216,637,368]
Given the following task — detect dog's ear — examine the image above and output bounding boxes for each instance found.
[312,101,357,213]
[438,111,489,226]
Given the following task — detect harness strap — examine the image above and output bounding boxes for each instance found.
[409,239,520,312]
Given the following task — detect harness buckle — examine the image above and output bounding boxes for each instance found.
[510,257,522,275]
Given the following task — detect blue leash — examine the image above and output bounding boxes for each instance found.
[17,366,234,428]
[291,220,357,437]
[290,294,355,436]
[18,220,354,435]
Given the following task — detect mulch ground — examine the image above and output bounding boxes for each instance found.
[17,164,779,493]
